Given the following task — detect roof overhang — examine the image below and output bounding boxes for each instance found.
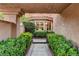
[0,3,71,13]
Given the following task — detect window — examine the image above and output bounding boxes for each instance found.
[30,19,52,31]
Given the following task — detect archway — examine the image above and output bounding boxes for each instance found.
[28,16,53,32]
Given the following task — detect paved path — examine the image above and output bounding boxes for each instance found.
[26,38,52,56]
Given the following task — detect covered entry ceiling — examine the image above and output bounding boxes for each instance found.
[0,3,71,13]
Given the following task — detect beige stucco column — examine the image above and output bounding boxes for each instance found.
[51,21,53,31]
[16,11,25,37]
[44,21,46,31]
[16,16,21,37]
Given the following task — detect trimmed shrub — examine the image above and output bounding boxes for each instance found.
[33,30,47,38]
[47,33,79,56]
[0,32,32,56]
[23,22,35,33]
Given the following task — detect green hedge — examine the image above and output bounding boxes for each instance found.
[0,32,32,56]
[47,33,79,56]
[33,30,47,38]
[33,30,54,38]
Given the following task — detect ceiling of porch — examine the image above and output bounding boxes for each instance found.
[0,3,71,13]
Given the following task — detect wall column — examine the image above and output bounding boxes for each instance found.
[16,17,21,37]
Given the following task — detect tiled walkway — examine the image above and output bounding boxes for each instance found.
[26,38,52,56]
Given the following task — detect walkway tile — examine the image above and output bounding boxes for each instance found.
[26,38,52,56]
[33,38,47,42]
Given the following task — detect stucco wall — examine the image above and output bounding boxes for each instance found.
[53,4,79,47]
[4,15,16,24]
[20,22,25,34]
[0,21,11,40]
[0,14,16,24]
[11,23,16,38]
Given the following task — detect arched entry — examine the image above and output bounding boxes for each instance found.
[29,16,53,31]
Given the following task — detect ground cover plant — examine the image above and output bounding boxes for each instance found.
[0,32,32,56]
[47,33,79,56]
